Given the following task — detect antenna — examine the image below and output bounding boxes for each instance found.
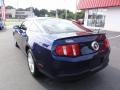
[56,9,58,18]
[65,9,67,19]
[75,0,78,20]
[64,0,67,19]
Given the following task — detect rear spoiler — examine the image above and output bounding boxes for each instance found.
[72,21,92,32]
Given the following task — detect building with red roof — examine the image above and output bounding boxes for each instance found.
[77,0,120,32]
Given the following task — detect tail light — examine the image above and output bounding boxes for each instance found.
[103,39,110,49]
[55,44,80,57]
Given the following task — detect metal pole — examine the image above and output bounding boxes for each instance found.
[65,9,67,19]
[64,0,67,19]
[75,0,78,20]
[56,9,58,18]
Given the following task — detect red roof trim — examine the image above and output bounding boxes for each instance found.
[77,0,120,10]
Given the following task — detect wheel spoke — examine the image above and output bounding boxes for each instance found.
[28,52,35,73]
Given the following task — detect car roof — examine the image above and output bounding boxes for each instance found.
[25,17,70,22]
[26,17,55,21]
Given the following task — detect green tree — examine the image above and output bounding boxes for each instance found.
[33,8,83,20]
[33,8,40,16]
[49,10,56,17]
[75,11,85,20]
[58,9,66,19]
[6,6,15,9]
[67,10,75,20]
[25,7,34,11]
[39,9,48,17]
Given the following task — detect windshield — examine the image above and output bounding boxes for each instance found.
[37,19,85,34]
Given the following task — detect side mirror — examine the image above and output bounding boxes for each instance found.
[13,25,20,29]
[20,25,27,30]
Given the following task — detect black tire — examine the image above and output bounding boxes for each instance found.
[15,42,19,48]
[13,36,19,48]
[27,49,39,77]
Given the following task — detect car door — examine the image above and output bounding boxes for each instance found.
[13,25,22,46]
[18,20,32,52]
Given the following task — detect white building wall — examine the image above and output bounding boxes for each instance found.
[84,9,105,30]
[6,9,16,18]
[104,7,120,32]
[84,7,120,32]
[16,11,33,16]
[84,10,88,28]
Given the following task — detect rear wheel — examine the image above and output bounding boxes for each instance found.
[27,49,39,77]
[14,38,19,48]
[15,42,19,48]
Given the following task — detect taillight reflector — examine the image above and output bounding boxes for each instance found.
[104,39,109,48]
[101,39,110,50]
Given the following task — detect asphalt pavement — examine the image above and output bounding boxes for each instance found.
[0,29,120,90]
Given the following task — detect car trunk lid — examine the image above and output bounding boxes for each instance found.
[51,32,107,57]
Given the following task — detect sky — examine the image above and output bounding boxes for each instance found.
[4,0,77,12]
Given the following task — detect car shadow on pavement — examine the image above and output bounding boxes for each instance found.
[36,65,120,90]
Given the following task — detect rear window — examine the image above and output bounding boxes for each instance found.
[37,19,85,34]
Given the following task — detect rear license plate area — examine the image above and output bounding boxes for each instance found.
[89,59,102,69]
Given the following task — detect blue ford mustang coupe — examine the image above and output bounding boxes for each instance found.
[13,17,110,79]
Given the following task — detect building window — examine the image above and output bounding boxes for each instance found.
[87,9,106,27]
[16,11,25,15]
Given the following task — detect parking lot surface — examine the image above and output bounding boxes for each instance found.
[0,29,120,90]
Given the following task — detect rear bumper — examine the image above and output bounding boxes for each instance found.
[37,55,109,79]
[56,58,109,80]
